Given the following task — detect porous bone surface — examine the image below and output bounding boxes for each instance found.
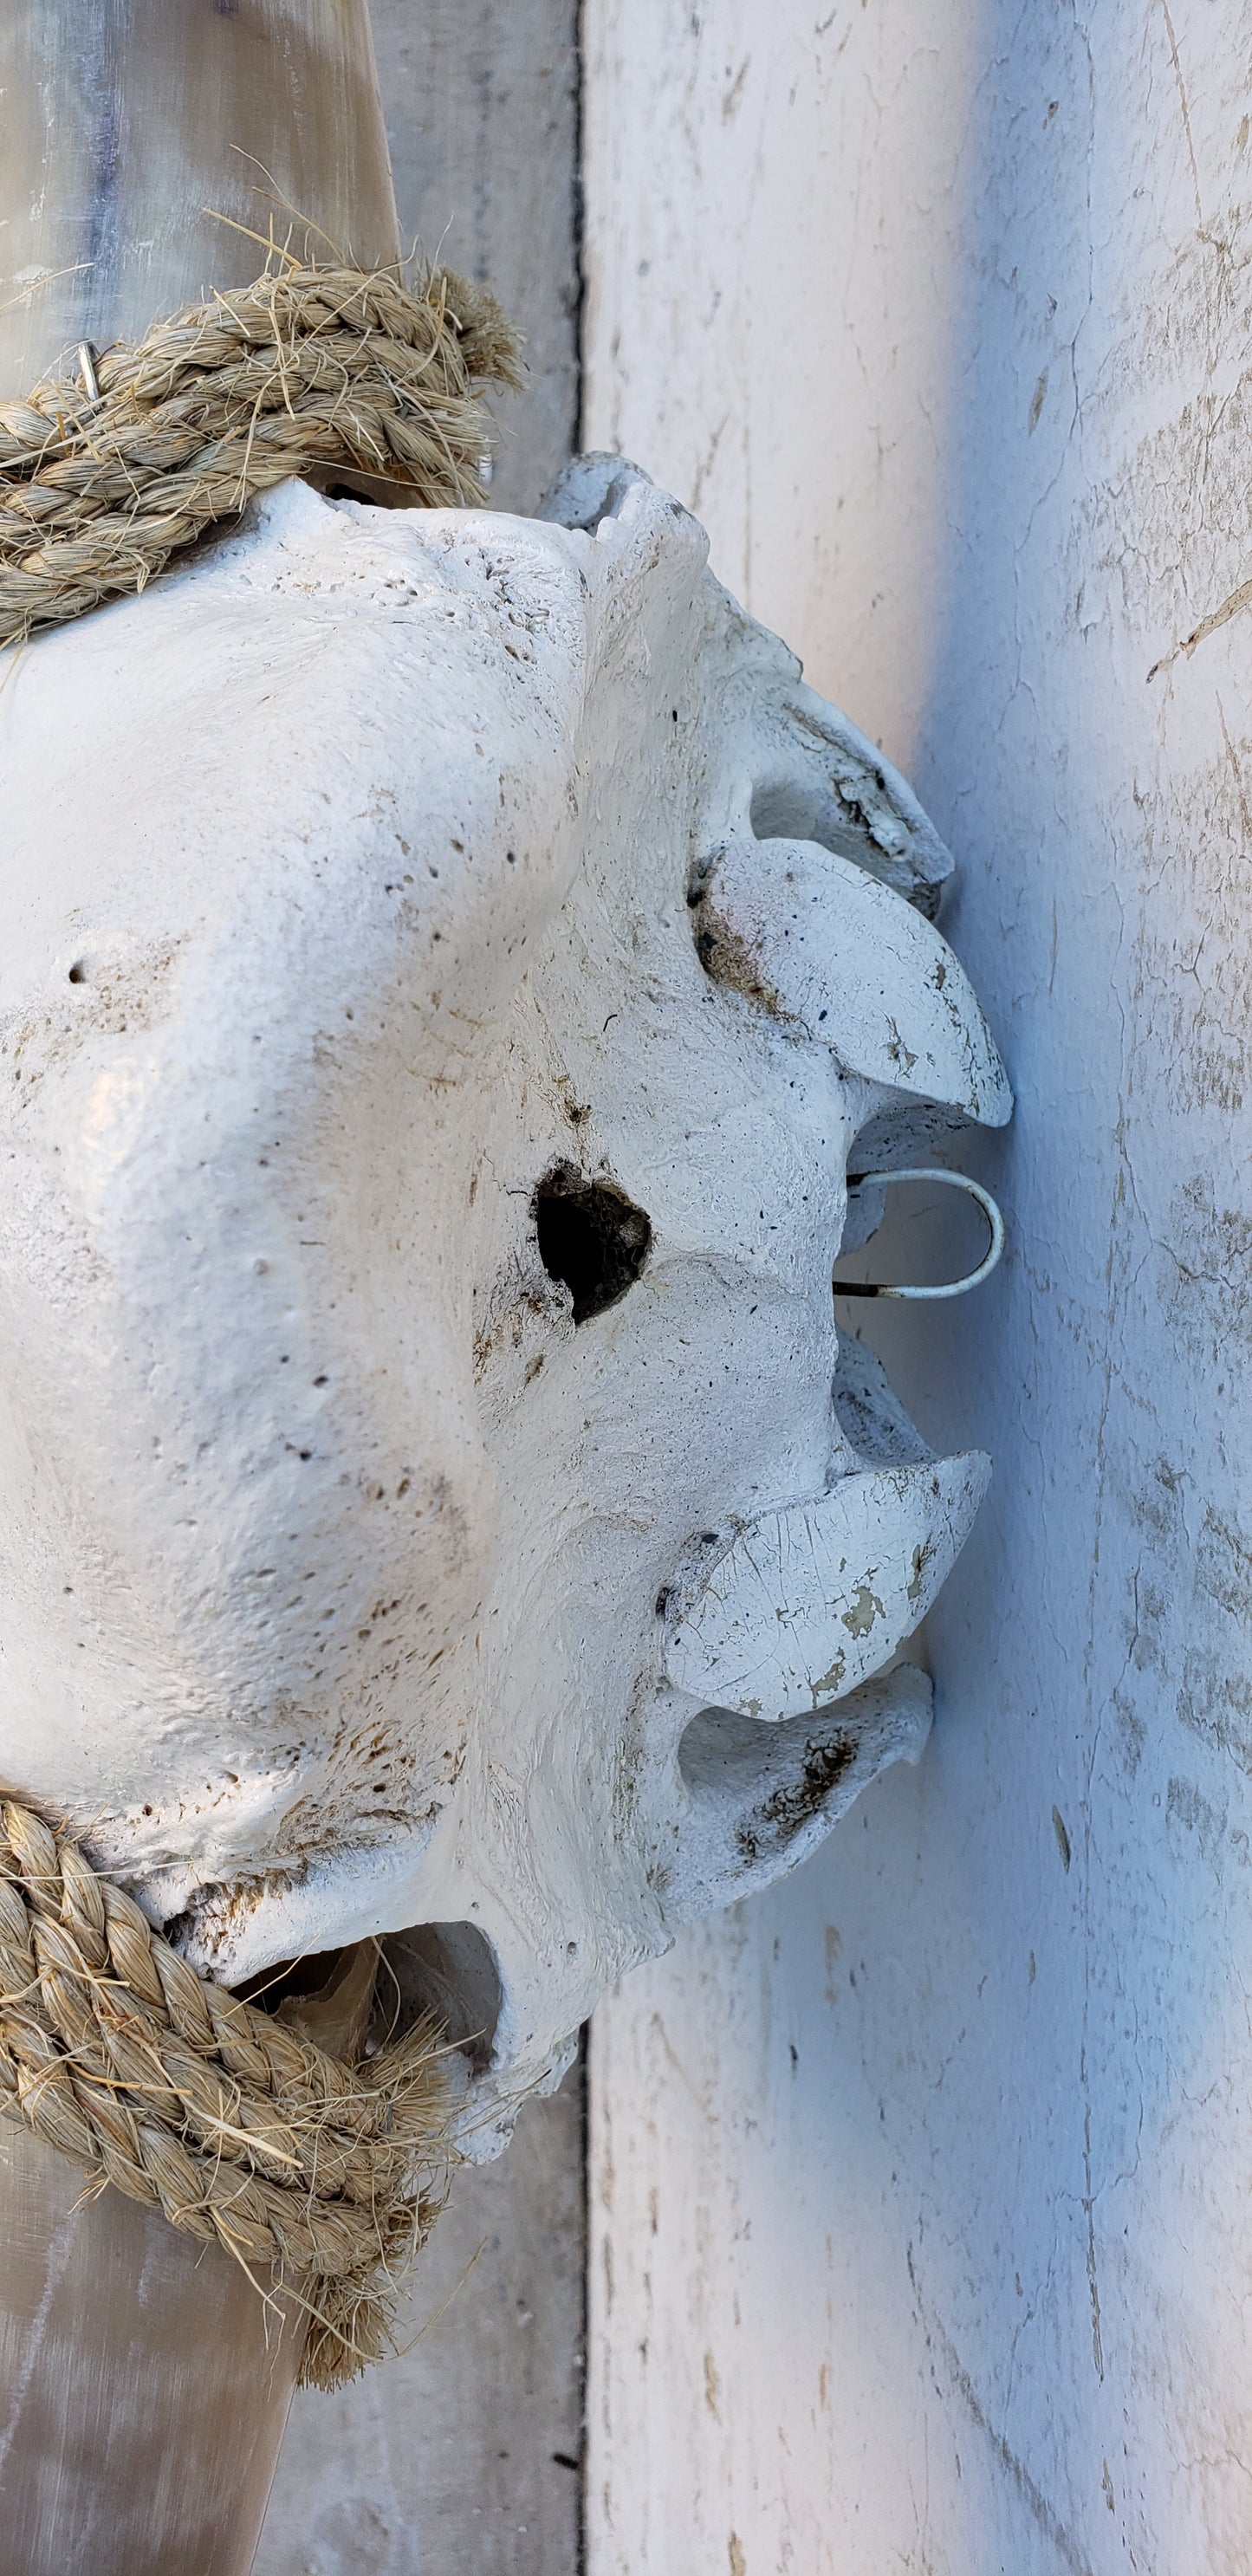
[0,465,1007,2136]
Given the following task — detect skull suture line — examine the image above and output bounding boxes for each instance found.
[0,458,1009,2148]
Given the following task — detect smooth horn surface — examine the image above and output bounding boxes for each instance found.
[665,1454,991,1723]
[0,0,400,399]
[693,834,1012,1125]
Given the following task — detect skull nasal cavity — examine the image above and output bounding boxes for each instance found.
[534,1164,652,1324]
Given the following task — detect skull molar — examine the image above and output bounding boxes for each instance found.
[0,457,1009,2151]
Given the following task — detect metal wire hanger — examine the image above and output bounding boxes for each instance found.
[835,1167,1005,1301]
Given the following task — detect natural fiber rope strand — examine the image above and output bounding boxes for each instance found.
[0,1796,455,2389]
[0,261,522,649]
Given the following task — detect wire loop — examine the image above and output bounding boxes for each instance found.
[837,1167,1005,1301]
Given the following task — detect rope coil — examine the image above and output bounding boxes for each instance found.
[0,1796,454,2388]
[0,260,522,649]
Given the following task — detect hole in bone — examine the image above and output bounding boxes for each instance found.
[847,1100,973,1178]
[831,1336,931,1470]
[234,1941,379,2057]
[537,454,648,531]
[373,1921,503,2074]
[237,1945,358,2008]
[67,960,87,984]
[533,1163,652,1323]
[837,1174,886,1259]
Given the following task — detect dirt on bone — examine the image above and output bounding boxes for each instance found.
[0,450,1003,2129]
[736,1733,858,1861]
[689,896,789,1018]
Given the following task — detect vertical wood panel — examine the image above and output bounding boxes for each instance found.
[370,0,581,514]
[256,2070,586,2576]
[581,0,982,756]
[583,4,1252,2568]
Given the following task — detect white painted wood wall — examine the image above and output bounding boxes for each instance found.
[583,6,1252,2570]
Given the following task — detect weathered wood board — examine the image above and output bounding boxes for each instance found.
[255,2069,585,2576]
[370,0,581,515]
[256,11,585,2570]
[583,3,1252,2569]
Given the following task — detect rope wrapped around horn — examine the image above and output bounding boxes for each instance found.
[0,1796,455,2389]
[0,260,522,649]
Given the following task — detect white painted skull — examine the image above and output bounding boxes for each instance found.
[0,458,1009,2145]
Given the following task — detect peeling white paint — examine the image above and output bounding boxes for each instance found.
[584,3,1252,2569]
[664,1455,990,1723]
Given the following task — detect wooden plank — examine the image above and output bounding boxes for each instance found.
[256,2067,586,2576]
[370,0,581,514]
[582,3,1252,2569]
[256,13,585,2568]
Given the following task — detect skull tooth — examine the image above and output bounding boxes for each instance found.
[695,834,1011,1125]
[664,1453,991,1723]
[672,1664,933,1921]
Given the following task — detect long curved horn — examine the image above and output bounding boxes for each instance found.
[0,13,401,2566]
[691,833,1012,1125]
[0,0,399,398]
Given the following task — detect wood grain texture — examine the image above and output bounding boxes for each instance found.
[257,18,586,2567]
[0,2119,302,2576]
[369,0,580,514]
[255,2068,585,2576]
[0,0,399,397]
[584,3,1252,2569]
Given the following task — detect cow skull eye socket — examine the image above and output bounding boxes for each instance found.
[533,1163,653,1324]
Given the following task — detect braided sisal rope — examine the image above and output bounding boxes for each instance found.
[0,260,522,649]
[0,1797,454,2389]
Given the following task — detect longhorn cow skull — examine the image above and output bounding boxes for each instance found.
[0,454,1009,2147]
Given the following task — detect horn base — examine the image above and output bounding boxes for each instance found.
[0,1938,376,2576]
[0,0,400,399]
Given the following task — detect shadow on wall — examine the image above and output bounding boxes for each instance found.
[833,2,1252,2563]
[587,4,1252,2571]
